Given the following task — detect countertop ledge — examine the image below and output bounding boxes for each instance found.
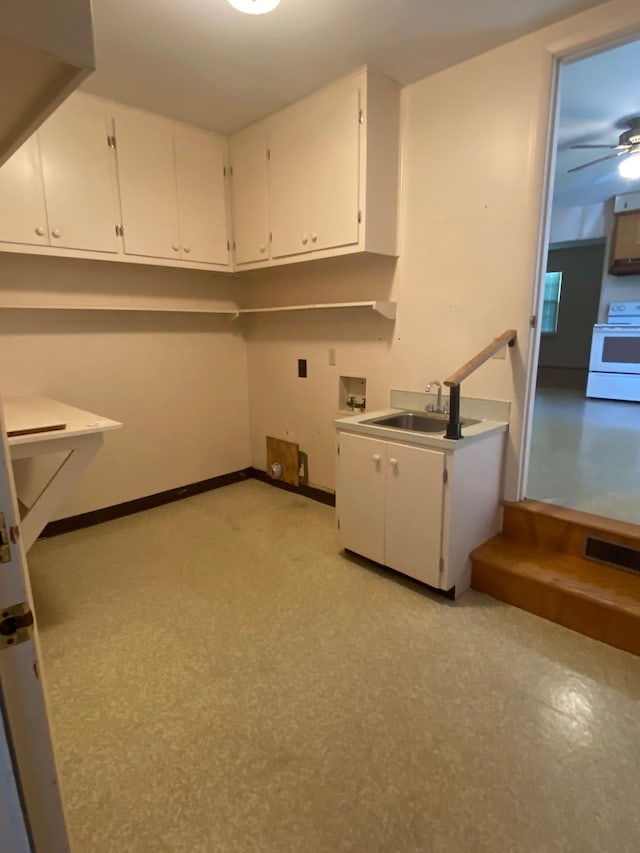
[334,408,508,450]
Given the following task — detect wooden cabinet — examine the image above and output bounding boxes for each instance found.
[337,432,444,588]
[228,123,270,266]
[231,66,400,270]
[610,211,640,276]
[336,426,506,597]
[115,112,230,267]
[0,95,118,253]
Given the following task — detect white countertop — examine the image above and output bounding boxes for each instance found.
[4,395,122,447]
[334,407,508,450]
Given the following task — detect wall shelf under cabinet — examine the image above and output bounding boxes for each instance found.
[236,301,396,319]
[0,300,397,319]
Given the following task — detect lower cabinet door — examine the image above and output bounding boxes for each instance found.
[384,441,444,587]
[336,432,386,565]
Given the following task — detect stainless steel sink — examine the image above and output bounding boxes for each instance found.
[362,411,480,433]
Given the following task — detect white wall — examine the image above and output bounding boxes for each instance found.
[0,254,250,519]
[549,203,606,244]
[243,0,640,500]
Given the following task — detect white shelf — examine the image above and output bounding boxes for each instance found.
[237,301,396,319]
[0,300,397,319]
[0,304,237,315]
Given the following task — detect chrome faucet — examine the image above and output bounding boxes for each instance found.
[425,380,447,414]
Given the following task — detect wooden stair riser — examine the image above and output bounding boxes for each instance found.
[503,502,640,558]
[472,555,640,656]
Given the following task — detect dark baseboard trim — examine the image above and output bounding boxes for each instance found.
[40,468,253,538]
[39,465,336,539]
[248,468,336,506]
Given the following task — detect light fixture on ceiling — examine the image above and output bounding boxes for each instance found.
[619,151,640,180]
[227,0,280,13]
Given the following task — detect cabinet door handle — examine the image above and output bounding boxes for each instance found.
[372,454,381,463]
[35,226,45,236]
[183,246,191,254]
[172,244,180,252]
[311,232,318,243]
[389,458,398,467]
[302,235,309,245]
[259,244,266,253]
[51,228,61,238]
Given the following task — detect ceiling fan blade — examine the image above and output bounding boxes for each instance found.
[567,152,624,173]
[570,144,626,150]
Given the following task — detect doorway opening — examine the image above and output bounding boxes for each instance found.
[526,38,640,525]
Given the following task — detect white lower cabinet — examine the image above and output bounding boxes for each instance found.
[336,427,505,596]
[337,432,445,588]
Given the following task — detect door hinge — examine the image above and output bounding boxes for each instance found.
[107,135,116,148]
[269,231,273,243]
[233,240,237,251]
[227,240,230,251]
[267,148,271,161]
[115,224,124,237]
[1,603,34,650]
[357,210,362,224]
[443,468,448,485]
[530,315,537,329]
[439,557,444,575]
[337,444,340,456]
[337,518,341,530]
[358,109,364,124]
[0,513,10,563]
[223,165,233,177]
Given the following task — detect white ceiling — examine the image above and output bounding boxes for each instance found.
[554,39,640,209]
[83,0,609,135]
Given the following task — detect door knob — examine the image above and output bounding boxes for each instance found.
[35,226,45,236]
[183,246,191,254]
[389,458,398,467]
[372,454,381,463]
[302,235,309,245]
[51,228,61,238]
[172,244,180,252]
[259,244,266,253]
[311,232,318,243]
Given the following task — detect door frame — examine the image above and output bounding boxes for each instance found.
[518,7,640,500]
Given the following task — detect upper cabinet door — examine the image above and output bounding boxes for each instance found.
[174,133,229,266]
[310,79,361,252]
[38,94,120,253]
[114,114,179,260]
[268,101,313,259]
[229,123,269,265]
[0,134,49,246]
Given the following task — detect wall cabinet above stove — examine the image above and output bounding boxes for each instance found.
[610,211,640,276]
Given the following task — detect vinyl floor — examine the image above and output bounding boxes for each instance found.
[30,480,640,853]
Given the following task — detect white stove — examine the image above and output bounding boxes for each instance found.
[587,302,640,401]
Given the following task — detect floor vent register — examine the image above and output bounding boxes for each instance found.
[584,537,640,575]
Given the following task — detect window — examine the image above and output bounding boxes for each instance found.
[541,271,562,334]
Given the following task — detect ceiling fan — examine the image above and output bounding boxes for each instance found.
[568,117,640,176]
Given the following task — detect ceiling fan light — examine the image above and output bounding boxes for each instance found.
[619,153,640,180]
[227,0,280,13]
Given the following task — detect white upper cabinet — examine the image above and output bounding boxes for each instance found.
[114,113,180,261]
[174,132,229,266]
[0,134,49,246]
[38,94,120,253]
[115,112,230,267]
[229,123,270,265]
[235,67,400,270]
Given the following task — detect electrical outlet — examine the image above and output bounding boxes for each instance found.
[328,347,336,366]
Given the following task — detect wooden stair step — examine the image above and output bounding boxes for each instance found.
[503,499,640,557]
[471,535,640,656]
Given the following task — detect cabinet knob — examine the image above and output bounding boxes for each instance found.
[302,235,309,245]
[172,244,180,252]
[35,226,45,236]
[311,233,318,243]
[51,228,61,238]
[389,458,398,467]
[372,454,381,463]
[259,244,266,253]
[183,246,191,254]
